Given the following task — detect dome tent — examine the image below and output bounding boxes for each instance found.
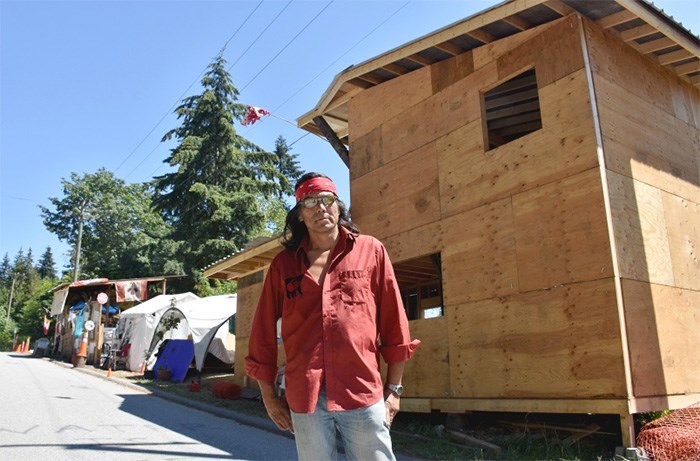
[117,293,200,372]
[147,294,237,373]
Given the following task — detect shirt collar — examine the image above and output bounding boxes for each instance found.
[295,225,356,259]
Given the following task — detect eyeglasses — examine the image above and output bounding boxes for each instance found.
[300,195,337,209]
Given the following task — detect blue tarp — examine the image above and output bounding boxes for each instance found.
[102,305,119,315]
[153,339,194,383]
[69,300,86,311]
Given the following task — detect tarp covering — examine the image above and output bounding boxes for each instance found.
[149,294,237,372]
[116,293,199,372]
[153,339,194,382]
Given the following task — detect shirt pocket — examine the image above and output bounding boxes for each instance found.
[339,269,372,305]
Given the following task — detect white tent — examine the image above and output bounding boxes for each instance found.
[148,294,237,372]
[117,293,199,372]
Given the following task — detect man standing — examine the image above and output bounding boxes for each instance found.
[245,172,420,460]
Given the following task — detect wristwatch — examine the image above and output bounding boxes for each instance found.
[386,383,404,396]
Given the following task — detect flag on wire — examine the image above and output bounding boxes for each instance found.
[42,315,50,336]
[242,105,270,126]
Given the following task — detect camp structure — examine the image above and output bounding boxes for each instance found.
[204,0,699,448]
[116,292,200,372]
[146,294,237,375]
[49,276,172,366]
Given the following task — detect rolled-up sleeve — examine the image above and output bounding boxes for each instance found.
[244,262,283,384]
[375,241,421,363]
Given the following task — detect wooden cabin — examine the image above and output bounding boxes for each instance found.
[205,0,699,446]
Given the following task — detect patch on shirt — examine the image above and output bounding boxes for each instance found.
[285,275,304,299]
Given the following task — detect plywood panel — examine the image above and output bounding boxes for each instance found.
[352,141,440,240]
[441,196,518,305]
[607,170,675,286]
[438,68,598,217]
[380,61,496,165]
[473,18,552,70]
[384,220,442,263]
[623,279,700,397]
[448,279,626,399]
[497,15,584,88]
[399,317,451,398]
[662,193,700,290]
[236,273,266,338]
[350,125,382,179]
[349,65,432,140]
[513,168,613,291]
[431,51,474,94]
[595,74,700,201]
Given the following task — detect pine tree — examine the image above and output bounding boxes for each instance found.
[37,246,57,279]
[153,54,301,275]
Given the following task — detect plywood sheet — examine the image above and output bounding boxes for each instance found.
[441,196,518,305]
[236,273,266,338]
[349,66,432,140]
[350,125,383,179]
[438,68,598,217]
[497,15,584,88]
[513,168,613,291]
[595,74,700,201]
[399,317,451,398]
[352,141,440,240]
[472,18,552,70]
[622,279,700,397]
[431,51,475,94]
[662,193,700,290]
[448,278,626,399]
[383,221,442,263]
[607,171,675,286]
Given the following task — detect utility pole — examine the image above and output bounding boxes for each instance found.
[6,277,15,319]
[73,198,87,282]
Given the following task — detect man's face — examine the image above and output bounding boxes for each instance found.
[299,192,340,233]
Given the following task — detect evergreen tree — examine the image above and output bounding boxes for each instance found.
[37,246,57,279]
[0,253,10,284]
[153,54,301,276]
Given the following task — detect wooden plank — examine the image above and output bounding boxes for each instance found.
[512,168,614,291]
[622,279,700,397]
[430,397,629,415]
[636,36,676,55]
[434,41,462,56]
[596,9,636,29]
[235,272,266,338]
[657,48,695,66]
[473,19,550,70]
[438,68,598,218]
[349,65,432,140]
[440,197,518,305]
[661,191,700,291]
[467,29,496,44]
[448,278,626,399]
[607,171,674,285]
[351,141,441,240]
[503,15,530,31]
[543,0,574,16]
[619,24,656,42]
[673,60,700,76]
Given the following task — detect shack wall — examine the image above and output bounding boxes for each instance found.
[349,15,628,412]
[584,19,700,409]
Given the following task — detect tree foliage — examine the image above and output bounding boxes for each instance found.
[153,54,301,275]
[40,168,179,280]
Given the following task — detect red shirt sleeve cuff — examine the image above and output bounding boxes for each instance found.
[244,356,278,383]
[379,339,421,363]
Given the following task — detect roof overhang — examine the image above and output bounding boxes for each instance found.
[297,0,699,150]
[203,237,283,281]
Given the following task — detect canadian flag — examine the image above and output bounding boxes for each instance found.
[43,315,50,336]
[242,105,270,126]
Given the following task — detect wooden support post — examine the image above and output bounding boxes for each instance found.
[313,115,350,167]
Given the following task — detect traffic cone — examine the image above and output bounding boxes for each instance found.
[107,367,112,378]
[74,334,88,368]
[138,362,146,376]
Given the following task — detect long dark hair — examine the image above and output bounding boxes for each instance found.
[282,172,359,250]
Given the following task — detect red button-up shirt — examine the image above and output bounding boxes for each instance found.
[245,226,420,413]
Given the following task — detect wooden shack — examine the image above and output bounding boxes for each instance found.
[205,0,699,446]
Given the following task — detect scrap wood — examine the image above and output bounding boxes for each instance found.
[499,420,616,435]
[391,428,499,453]
[561,424,601,447]
[444,428,502,454]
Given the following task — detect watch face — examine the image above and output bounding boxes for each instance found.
[389,384,403,396]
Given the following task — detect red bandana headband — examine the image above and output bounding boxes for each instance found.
[295,177,338,203]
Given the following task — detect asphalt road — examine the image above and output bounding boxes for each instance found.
[0,351,299,460]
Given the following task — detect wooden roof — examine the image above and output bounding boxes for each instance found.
[203,237,283,281]
[297,0,700,147]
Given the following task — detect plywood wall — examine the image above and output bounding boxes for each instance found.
[585,17,700,402]
[348,14,628,408]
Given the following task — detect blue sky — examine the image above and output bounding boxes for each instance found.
[1,0,698,272]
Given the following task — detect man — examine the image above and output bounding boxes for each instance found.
[245,172,420,460]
